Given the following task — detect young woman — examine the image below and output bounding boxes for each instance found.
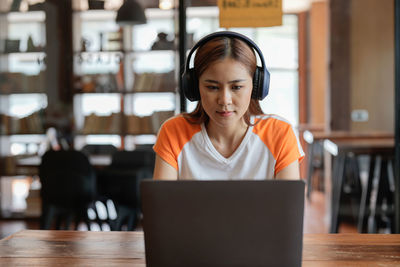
[153,31,304,180]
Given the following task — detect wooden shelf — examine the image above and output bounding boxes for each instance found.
[0,91,46,95]
[0,133,45,136]
[1,51,45,55]
[73,90,175,94]
[73,50,174,55]
[0,11,45,22]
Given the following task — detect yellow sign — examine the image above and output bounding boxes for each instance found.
[218,0,283,28]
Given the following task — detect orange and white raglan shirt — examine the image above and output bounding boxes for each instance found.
[153,115,304,180]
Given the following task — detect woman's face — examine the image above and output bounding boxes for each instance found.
[199,57,253,129]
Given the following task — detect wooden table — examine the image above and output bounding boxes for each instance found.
[1,230,400,266]
[306,130,394,142]
[303,130,393,199]
[301,128,395,233]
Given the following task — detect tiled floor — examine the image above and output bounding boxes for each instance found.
[304,191,357,233]
[304,191,328,233]
[0,190,356,239]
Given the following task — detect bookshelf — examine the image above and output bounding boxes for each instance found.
[0,8,48,218]
[72,8,178,150]
[0,10,47,157]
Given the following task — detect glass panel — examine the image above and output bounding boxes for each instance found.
[131,51,174,73]
[254,15,298,69]
[0,93,47,117]
[80,93,120,116]
[73,8,177,149]
[132,16,174,51]
[9,134,45,155]
[85,135,121,146]
[0,11,48,159]
[73,10,122,76]
[124,93,175,116]
[74,135,121,150]
[73,93,121,131]
[75,52,121,74]
[8,13,46,52]
[124,135,157,150]
[5,12,46,74]
[0,176,31,216]
[260,69,299,126]
[79,16,119,52]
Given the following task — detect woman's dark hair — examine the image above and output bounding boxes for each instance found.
[183,36,264,125]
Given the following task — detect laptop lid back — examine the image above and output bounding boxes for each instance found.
[141,180,305,267]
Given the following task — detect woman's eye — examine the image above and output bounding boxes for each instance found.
[206,86,219,90]
[232,85,242,90]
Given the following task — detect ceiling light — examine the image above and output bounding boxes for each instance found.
[116,0,147,25]
[159,0,174,10]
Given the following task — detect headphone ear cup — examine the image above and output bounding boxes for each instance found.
[182,69,200,101]
[252,67,264,99]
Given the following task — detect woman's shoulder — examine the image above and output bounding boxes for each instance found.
[251,114,303,163]
[251,114,299,146]
[253,114,294,131]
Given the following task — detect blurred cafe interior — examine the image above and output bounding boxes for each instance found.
[0,0,399,239]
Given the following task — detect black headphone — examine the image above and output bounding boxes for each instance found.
[182,31,270,102]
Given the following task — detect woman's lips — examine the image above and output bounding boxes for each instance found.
[217,111,233,117]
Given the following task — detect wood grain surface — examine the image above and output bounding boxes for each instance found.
[1,231,400,266]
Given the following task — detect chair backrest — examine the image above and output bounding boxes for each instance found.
[98,150,155,207]
[81,144,118,156]
[135,144,153,151]
[39,150,96,208]
[110,150,155,170]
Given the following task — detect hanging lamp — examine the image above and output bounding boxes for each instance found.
[116,0,147,25]
[159,0,174,10]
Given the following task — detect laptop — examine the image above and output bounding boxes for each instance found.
[140,180,305,267]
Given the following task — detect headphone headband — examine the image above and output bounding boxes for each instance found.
[185,31,267,72]
[182,31,270,101]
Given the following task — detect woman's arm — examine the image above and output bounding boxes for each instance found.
[153,154,178,180]
[275,160,300,180]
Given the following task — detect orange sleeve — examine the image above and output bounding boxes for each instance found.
[153,116,201,170]
[253,117,304,176]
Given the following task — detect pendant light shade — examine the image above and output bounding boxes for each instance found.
[116,0,147,25]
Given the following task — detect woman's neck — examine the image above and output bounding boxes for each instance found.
[205,118,249,158]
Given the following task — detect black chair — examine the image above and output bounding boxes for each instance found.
[81,144,118,156]
[97,150,155,231]
[357,154,395,233]
[303,130,325,199]
[39,150,97,230]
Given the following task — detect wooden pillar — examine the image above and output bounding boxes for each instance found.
[329,0,351,131]
[45,0,73,105]
[44,0,73,135]
[395,0,400,234]
[298,11,308,125]
[298,11,308,179]
[309,1,329,130]
[178,0,187,112]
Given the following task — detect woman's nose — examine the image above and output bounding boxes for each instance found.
[217,87,232,106]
